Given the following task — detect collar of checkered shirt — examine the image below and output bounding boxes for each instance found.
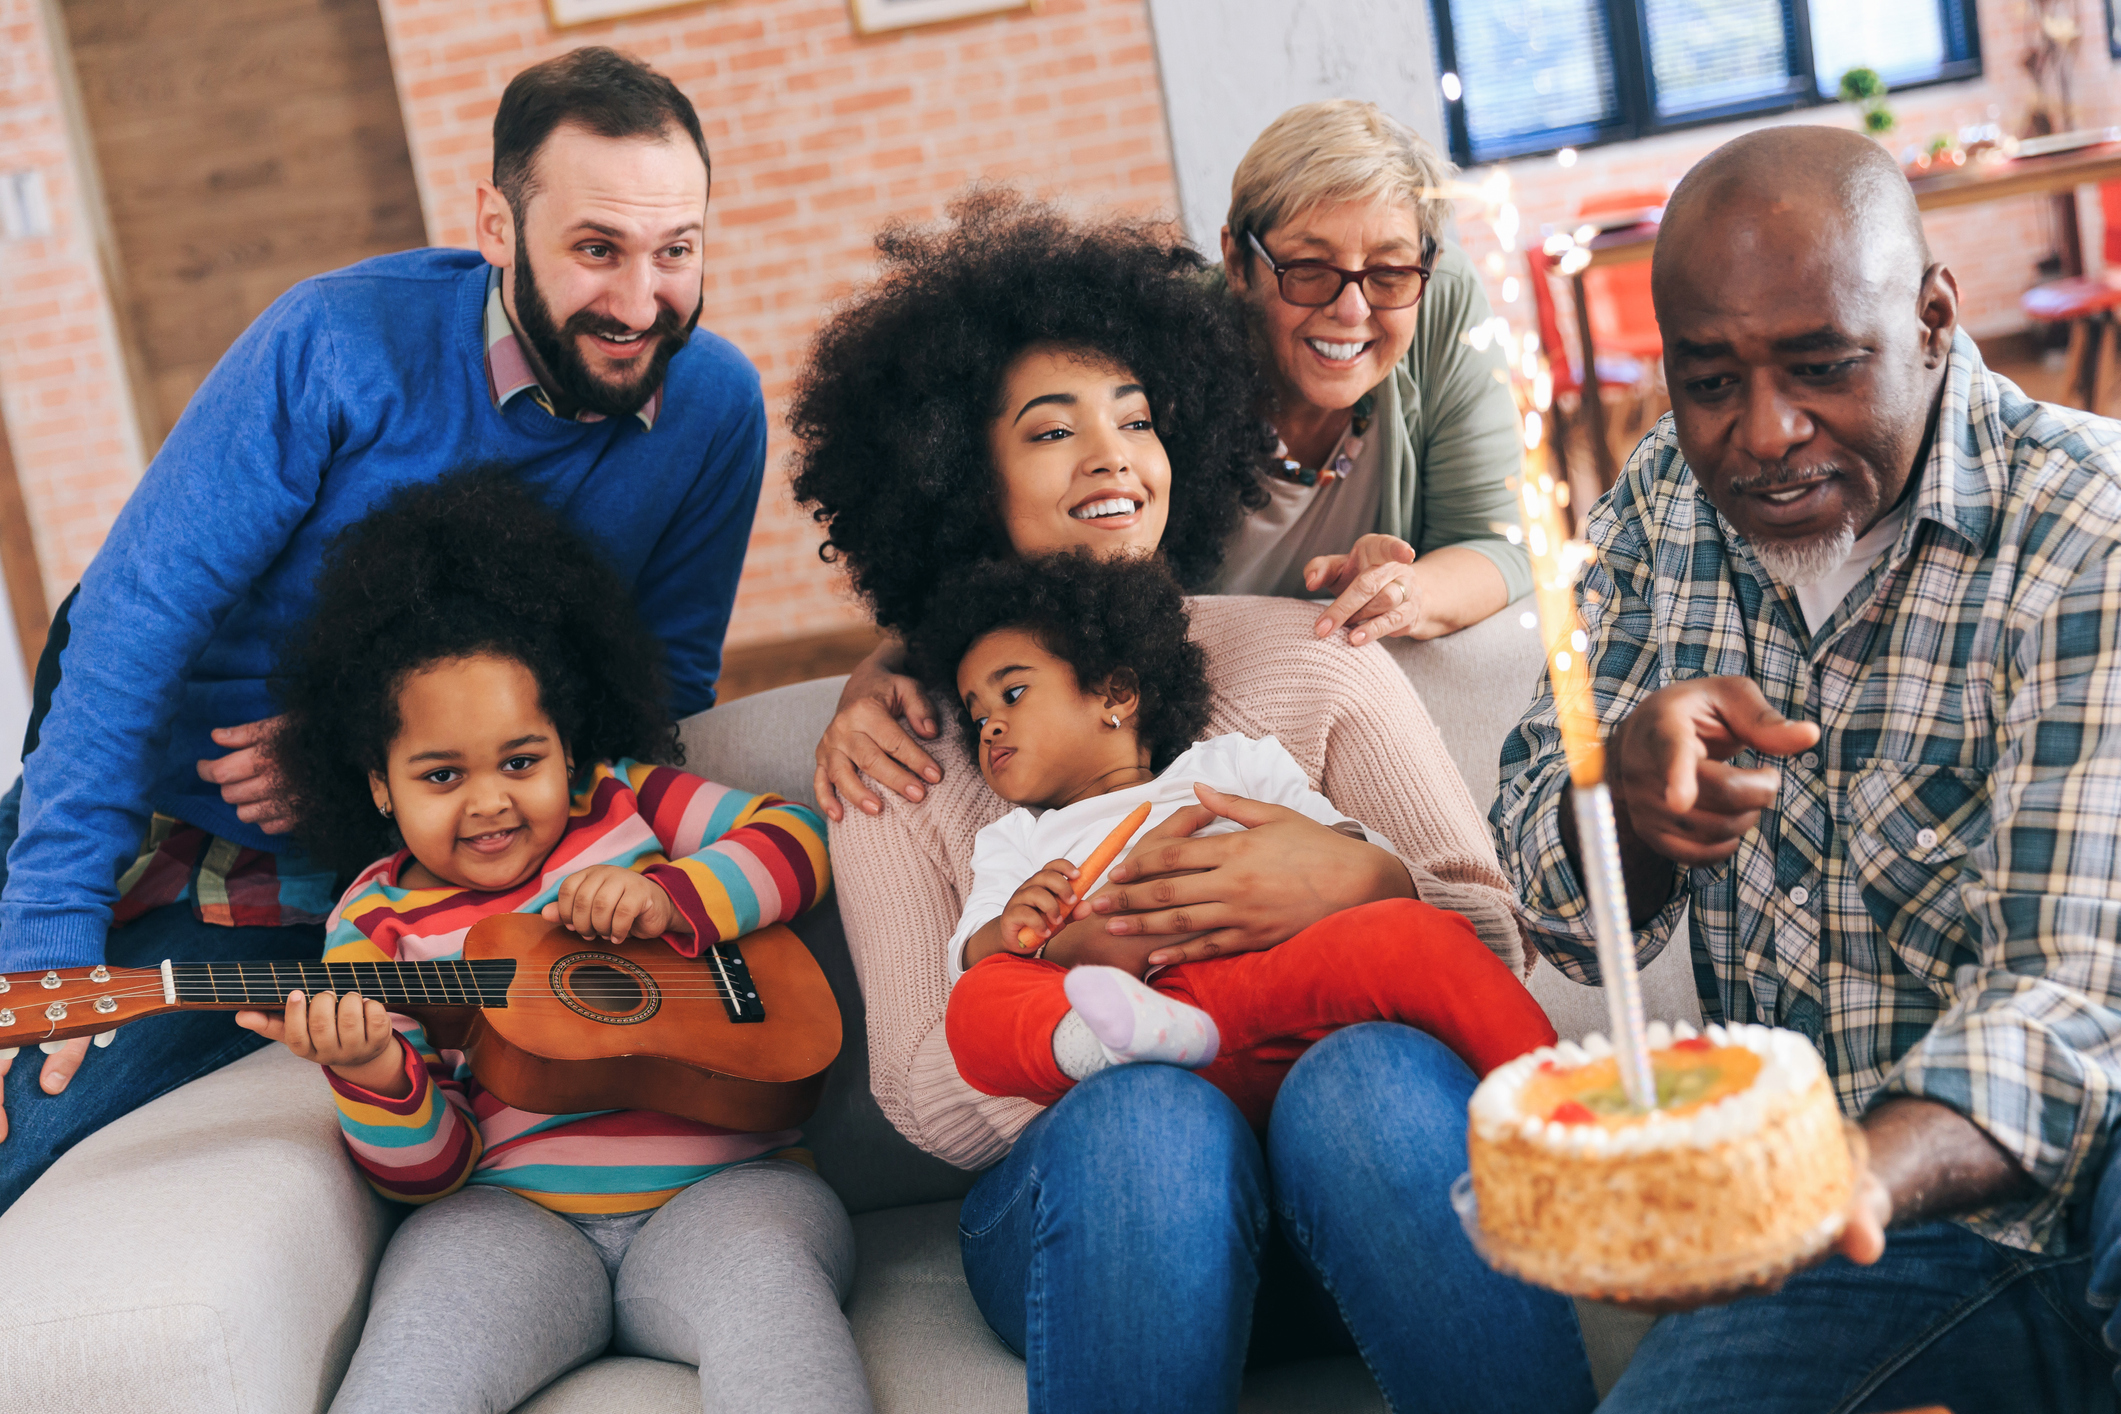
[482,264,661,432]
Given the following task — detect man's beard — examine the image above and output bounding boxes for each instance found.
[1729,462,1859,588]
[512,242,699,419]
[1750,522,1857,587]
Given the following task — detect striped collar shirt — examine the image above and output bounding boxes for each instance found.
[483,264,661,430]
[1493,332,2121,1255]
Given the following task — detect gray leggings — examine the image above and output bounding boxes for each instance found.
[329,1160,871,1414]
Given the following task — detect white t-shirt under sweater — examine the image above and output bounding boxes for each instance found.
[945,733,1394,982]
[1792,501,1909,631]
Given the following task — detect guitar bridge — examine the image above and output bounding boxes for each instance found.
[707,941,764,1024]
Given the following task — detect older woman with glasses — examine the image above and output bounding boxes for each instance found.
[1213,98,1528,647]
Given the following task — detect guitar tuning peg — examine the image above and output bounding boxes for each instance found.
[93,1030,115,1048]
[0,1048,15,1062]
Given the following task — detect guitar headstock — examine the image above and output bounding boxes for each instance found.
[0,964,168,1050]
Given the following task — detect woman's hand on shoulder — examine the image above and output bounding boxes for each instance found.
[1303,534,1426,646]
[542,865,690,943]
[1072,782,1415,965]
[814,639,945,822]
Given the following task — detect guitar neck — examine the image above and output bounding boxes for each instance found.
[165,958,517,1010]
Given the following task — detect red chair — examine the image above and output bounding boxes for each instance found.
[1576,187,1668,363]
[2019,180,2121,415]
[1527,241,1661,502]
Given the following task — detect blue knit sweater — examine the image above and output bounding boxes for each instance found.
[3,248,766,969]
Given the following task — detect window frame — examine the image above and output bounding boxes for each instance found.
[1430,0,1985,168]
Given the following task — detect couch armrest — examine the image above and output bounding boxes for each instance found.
[0,1044,393,1413]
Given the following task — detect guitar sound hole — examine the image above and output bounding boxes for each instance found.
[568,964,643,1015]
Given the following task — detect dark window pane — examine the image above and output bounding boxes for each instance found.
[1450,0,1621,159]
[1811,1,1950,89]
[1644,0,1795,116]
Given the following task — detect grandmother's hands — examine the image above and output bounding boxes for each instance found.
[1305,534,1426,646]
[814,640,944,822]
[1071,784,1414,965]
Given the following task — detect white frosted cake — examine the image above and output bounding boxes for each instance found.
[1463,1021,1855,1298]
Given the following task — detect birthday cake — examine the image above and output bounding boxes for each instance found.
[1461,1021,1854,1298]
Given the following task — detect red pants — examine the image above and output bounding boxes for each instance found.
[946,897,1557,1129]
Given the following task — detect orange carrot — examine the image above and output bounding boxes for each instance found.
[1017,800,1155,951]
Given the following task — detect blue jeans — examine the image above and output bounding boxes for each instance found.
[957,1022,1597,1414]
[0,777,322,1211]
[1597,1124,2121,1413]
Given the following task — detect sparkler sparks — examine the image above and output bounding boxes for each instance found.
[1453,164,1660,1111]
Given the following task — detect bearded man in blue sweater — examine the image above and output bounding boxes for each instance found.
[0,47,768,1207]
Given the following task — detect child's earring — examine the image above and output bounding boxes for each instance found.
[377,801,393,819]
[1107,714,1122,728]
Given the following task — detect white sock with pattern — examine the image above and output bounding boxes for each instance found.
[1061,965,1220,1070]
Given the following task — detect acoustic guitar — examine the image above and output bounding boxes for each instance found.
[0,913,842,1132]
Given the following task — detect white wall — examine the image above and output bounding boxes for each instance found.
[1143,0,1448,251]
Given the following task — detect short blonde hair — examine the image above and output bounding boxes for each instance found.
[1227,100,1453,251]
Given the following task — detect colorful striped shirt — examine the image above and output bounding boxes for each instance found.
[321,759,828,1213]
[110,814,338,930]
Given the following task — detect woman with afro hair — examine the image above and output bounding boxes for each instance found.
[797,197,1586,1411]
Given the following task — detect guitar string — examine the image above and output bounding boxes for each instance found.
[33,962,746,991]
[24,983,760,1006]
[3,958,774,1013]
[1,978,765,1013]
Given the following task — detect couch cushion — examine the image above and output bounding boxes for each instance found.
[680,675,845,814]
[0,1044,392,1414]
[1383,596,1546,816]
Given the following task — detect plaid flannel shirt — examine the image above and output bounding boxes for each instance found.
[1493,333,2121,1254]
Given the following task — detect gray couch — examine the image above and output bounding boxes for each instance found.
[0,603,1699,1412]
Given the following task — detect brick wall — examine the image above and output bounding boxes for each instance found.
[0,0,145,610]
[377,0,1178,649]
[1453,0,2121,344]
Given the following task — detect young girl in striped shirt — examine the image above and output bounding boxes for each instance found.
[235,470,870,1414]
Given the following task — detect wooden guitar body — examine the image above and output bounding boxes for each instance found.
[410,915,843,1132]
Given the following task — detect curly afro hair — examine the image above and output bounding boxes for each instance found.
[905,550,1212,772]
[788,187,1271,635]
[268,467,681,874]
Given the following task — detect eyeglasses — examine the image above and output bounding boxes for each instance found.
[1244,229,1435,310]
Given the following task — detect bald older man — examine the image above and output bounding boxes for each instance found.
[1494,126,2121,1409]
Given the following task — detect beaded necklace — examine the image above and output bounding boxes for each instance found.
[1264,392,1374,488]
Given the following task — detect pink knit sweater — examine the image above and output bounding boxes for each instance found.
[832,596,1519,1170]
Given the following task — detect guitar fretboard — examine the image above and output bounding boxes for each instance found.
[168,959,517,1009]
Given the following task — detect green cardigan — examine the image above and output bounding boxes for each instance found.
[1382,239,1531,602]
[1213,238,1531,603]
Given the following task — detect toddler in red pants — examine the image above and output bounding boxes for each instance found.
[907,552,1556,1128]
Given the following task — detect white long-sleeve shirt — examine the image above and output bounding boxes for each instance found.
[946,733,1391,981]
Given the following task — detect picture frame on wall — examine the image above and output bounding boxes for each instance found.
[546,0,706,28]
[847,0,1037,35]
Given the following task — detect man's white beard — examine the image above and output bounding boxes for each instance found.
[1750,523,1857,587]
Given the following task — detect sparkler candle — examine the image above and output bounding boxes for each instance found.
[1518,417,1659,1114]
